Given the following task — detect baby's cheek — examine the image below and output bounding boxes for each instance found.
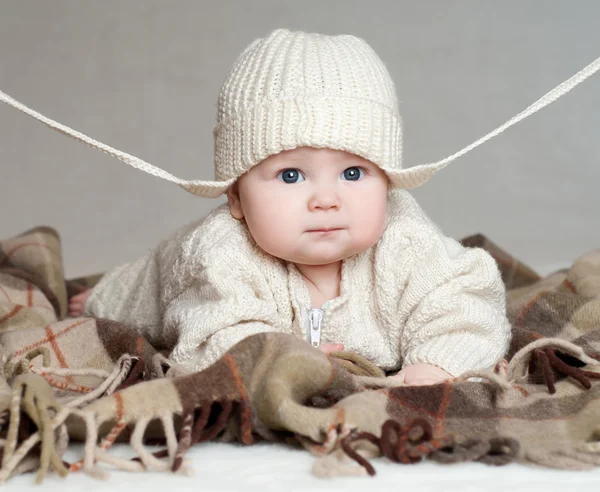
[250,223,296,258]
[251,216,307,261]
[351,212,386,249]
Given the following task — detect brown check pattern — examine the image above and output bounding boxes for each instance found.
[1,226,600,482]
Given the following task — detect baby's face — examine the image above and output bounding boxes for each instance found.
[227,147,389,266]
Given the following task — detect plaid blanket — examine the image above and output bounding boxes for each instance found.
[1,227,600,483]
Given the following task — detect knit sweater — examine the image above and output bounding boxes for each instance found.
[84,190,511,376]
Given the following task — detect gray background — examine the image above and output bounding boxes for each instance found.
[1,0,598,278]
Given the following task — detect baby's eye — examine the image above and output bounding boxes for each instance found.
[341,167,365,181]
[277,169,305,184]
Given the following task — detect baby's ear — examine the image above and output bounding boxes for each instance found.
[226,182,244,220]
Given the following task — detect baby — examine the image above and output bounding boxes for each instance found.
[69,29,511,386]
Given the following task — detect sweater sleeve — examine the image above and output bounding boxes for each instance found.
[398,234,511,377]
[163,262,283,372]
[83,252,163,345]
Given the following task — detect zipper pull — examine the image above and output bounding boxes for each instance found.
[308,308,323,348]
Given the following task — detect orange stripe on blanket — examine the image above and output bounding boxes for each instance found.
[100,393,126,450]
[562,279,577,293]
[135,335,145,356]
[324,408,346,434]
[26,282,33,307]
[224,354,249,402]
[44,325,73,384]
[69,394,127,473]
[40,373,94,393]
[14,318,92,357]
[224,353,253,444]
[514,292,546,331]
[434,380,453,436]
[0,305,23,325]
[44,327,66,368]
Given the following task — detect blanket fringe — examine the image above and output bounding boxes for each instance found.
[4,336,600,482]
[340,418,454,476]
[507,338,600,394]
[0,374,71,484]
[340,418,521,476]
[68,395,250,480]
[0,350,146,482]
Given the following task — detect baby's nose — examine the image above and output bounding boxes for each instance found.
[308,189,341,210]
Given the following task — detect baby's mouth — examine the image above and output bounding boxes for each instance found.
[306,227,344,233]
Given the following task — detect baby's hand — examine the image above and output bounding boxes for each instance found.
[68,288,93,317]
[388,363,453,386]
[318,343,344,355]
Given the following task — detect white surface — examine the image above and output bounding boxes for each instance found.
[9,441,600,491]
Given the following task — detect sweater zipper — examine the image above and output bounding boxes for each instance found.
[307,308,323,347]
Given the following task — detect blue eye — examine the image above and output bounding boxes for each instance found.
[277,169,305,184]
[342,167,364,181]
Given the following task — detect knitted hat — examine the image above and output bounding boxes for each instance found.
[186,28,429,198]
[1,29,598,196]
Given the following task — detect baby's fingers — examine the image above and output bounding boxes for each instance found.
[68,301,84,317]
[70,292,88,303]
[318,343,345,355]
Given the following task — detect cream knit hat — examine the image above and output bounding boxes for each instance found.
[1,29,599,196]
[197,28,411,198]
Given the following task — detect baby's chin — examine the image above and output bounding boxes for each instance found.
[284,246,364,266]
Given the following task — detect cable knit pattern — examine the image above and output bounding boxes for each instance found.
[212,29,402,184]
[84,190,511,376]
